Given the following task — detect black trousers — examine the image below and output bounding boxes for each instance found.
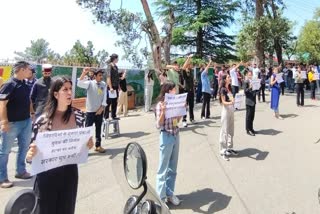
[296,83,304,106]
[183,91,195,122]
[201,92,211,118]
[258,84,266,102]
[86,112,103,147]
[310,81,317,99]
[246,105,255,131]
[231,85,239,98]
[104,86,119,119]
[212,83,218,99]
[35,165,78,214]
[280,82,285,95]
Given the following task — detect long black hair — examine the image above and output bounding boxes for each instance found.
[157,81,176,102]
[219,74,231,104]
[147,70,154,82]
[44,76,73,123]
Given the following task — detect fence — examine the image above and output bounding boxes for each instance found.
[0,63,162,107]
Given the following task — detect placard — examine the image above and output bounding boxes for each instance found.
[276,73,284,83]
[301,71,307,79]
[164,93,187,118]
[31,127,93,175]
[234,94,244,109]
[251,79,261,91]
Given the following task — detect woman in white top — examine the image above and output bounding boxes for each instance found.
[145,70,154,112]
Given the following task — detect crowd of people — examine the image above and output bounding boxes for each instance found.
[0,56,319,212]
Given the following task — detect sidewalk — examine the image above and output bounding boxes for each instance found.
[1,91,320,214]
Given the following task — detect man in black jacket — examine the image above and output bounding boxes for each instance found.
[30,64,54,119]
[244,70,257,136]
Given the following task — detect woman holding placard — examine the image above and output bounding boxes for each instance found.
[270,67,283,119]
[218,74,238,161]
[308,69,317,100]
[295,66,305,107]
[26,76,94,214]
[155,81,182,206]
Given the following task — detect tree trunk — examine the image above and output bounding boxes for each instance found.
[196,0,203,58]
[270,0,283,66]
[162,9,175,65]
[141,0,162,76]
[255,0,264,67]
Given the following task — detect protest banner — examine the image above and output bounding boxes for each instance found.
[164,93,187,118]
[301,71,307,79]
[251,79,261,91]
[234,93,244,109]
[314,73,319,80]
[276,73,284,83]
[31,127,93,175]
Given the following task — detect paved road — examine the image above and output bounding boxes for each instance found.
[1,91,320,214]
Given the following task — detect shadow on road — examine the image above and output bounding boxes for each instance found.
[180,120,220,135]
[171,188,232,214]
[280,114,298,119]
[120,131,151,139]
[89,147,125,159]
[303,105,319,108]
[256,129,282,136]
[234,148,269,161]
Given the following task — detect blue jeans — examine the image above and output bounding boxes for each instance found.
[0,118,32,181]
[156,131,180,200]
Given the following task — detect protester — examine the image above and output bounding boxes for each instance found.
[219,74,238,161]
[77,68,107,153]
[104,54,120,120]
[252,64,260,79]
[201,60,212,119]
[144,70,154,112]
[308,69,317,100]
[31,64,54,119]
[196,65,204,103]
[244,71,257,136]
[117,70,128,117]
[230,62,242,98]
[212,67,219,100]
[287,64,294,93]
[279,66,285,96]
[218,65,227,86]
[258,68,267,102]
[181,55,195,127]
[25,64,37,92]
[270,67,283,119]
[155,80,181,206]
[26,76,94,214]
[295,66,305,107]
[0,61,33,188]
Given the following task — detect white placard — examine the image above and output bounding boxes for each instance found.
[164,93,187,119]
[234,94,244,109]
[276,73,284,83]
[108,90,117,98]
[313,73,319,80]
[301,71,307,79]
[31,127,93,175]
[251,79,261,91]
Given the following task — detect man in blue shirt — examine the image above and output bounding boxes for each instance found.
[201,60,212,119]
[0,61,33,188]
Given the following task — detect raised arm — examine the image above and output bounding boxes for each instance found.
[182,54,193,70]
[204,60,212,73]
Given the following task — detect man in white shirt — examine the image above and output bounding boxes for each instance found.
[230,63,242,98]
[252,64,260,79]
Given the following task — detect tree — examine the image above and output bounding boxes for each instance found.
[14,38,53,63]
[63,40,108,66]
[156,0,239,63]
[297,8,320,63]
[76,0,175,74]
[283,36,297,61]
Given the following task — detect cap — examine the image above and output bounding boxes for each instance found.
[42,64,53,71]
[93,69,104,75]
[30,65,36,73]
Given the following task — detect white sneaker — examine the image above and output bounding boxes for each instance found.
[222,154,230,161]
[202,117,206,120]
[183,121,188,127]
[167,195,181,206]
[191,120,196,124]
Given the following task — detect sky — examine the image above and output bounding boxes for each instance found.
[0,0,319,67]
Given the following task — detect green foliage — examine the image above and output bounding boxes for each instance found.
[14,38,55,63]
[297,9,320,63]
[158,0,239,62]
[63,40,108,66]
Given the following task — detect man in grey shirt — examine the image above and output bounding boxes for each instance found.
[78,68,107,153]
